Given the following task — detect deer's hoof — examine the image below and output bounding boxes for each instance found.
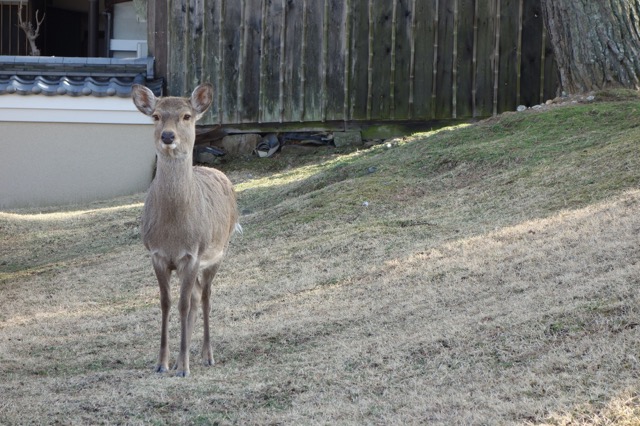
[175,370,190,378]
[202,346,214,367]
[155,365,169,373]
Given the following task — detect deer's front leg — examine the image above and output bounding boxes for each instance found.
[174,253,199,377]
[151,254,172,373]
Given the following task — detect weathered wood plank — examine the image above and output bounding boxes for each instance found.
[218,0,241,124]
[519,0,543,107]
[343,0,352,121]
[188,0,205,91]
[369,0,394,120]
[200,0,219,123]
[278,0,287,122]
[456,0,475,118]
[214,0,225,124]
[497,0,521,113]
[366,0,374,119]
[411,0,437,119]
[474,0,497,117]
[349,0,369,120]
[235,0,246,124]
[389,0,398,119]
[301,0,324,121]
[435,0,454,118]
[325,0,347,121]
[282,0,304,122]
[238,0,262,123]
[258,0,285,123]
[147,0,168,91]
[168,0,189,96]
[393,0,412,120]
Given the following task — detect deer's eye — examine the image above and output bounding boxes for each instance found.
[151,114,160,122]
[183,114,192,121]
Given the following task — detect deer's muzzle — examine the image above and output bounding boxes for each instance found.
[161,131,175,145]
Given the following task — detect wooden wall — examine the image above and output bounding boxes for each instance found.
[149,0,559,128]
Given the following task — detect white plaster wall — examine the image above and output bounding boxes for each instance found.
[0,122,156,209]
[0,95,156,209]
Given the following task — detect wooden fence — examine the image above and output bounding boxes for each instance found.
[151,0,559,128]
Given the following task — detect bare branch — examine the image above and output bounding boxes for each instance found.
[16,2,45,56]
[34,9,45,38]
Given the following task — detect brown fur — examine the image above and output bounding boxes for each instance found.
[132,83,239,377]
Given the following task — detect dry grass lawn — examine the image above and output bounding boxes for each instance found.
[2,92,640,424]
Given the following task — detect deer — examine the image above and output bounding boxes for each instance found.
[131,83,240,377]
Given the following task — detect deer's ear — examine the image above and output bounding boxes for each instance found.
[190,83,214,120]
[131,84,157,116]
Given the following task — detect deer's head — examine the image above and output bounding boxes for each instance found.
[132,84,214,159]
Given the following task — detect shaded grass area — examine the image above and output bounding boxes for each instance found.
[1,94,640,424]
[0,198,142,282]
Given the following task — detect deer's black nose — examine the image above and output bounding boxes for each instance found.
[161,131,175,144]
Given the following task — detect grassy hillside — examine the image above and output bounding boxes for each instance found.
[2,93,640,424]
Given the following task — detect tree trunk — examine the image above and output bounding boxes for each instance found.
[541,0,640,93]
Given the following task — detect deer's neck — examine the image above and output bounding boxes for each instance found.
[151,155,195,207]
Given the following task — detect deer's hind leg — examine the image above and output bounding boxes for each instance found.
[186,274,203,349]
[200,263,220,366]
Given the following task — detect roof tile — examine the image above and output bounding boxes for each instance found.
[0,56,162,97]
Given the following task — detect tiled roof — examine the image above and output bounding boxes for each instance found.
[0,56,163,97]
